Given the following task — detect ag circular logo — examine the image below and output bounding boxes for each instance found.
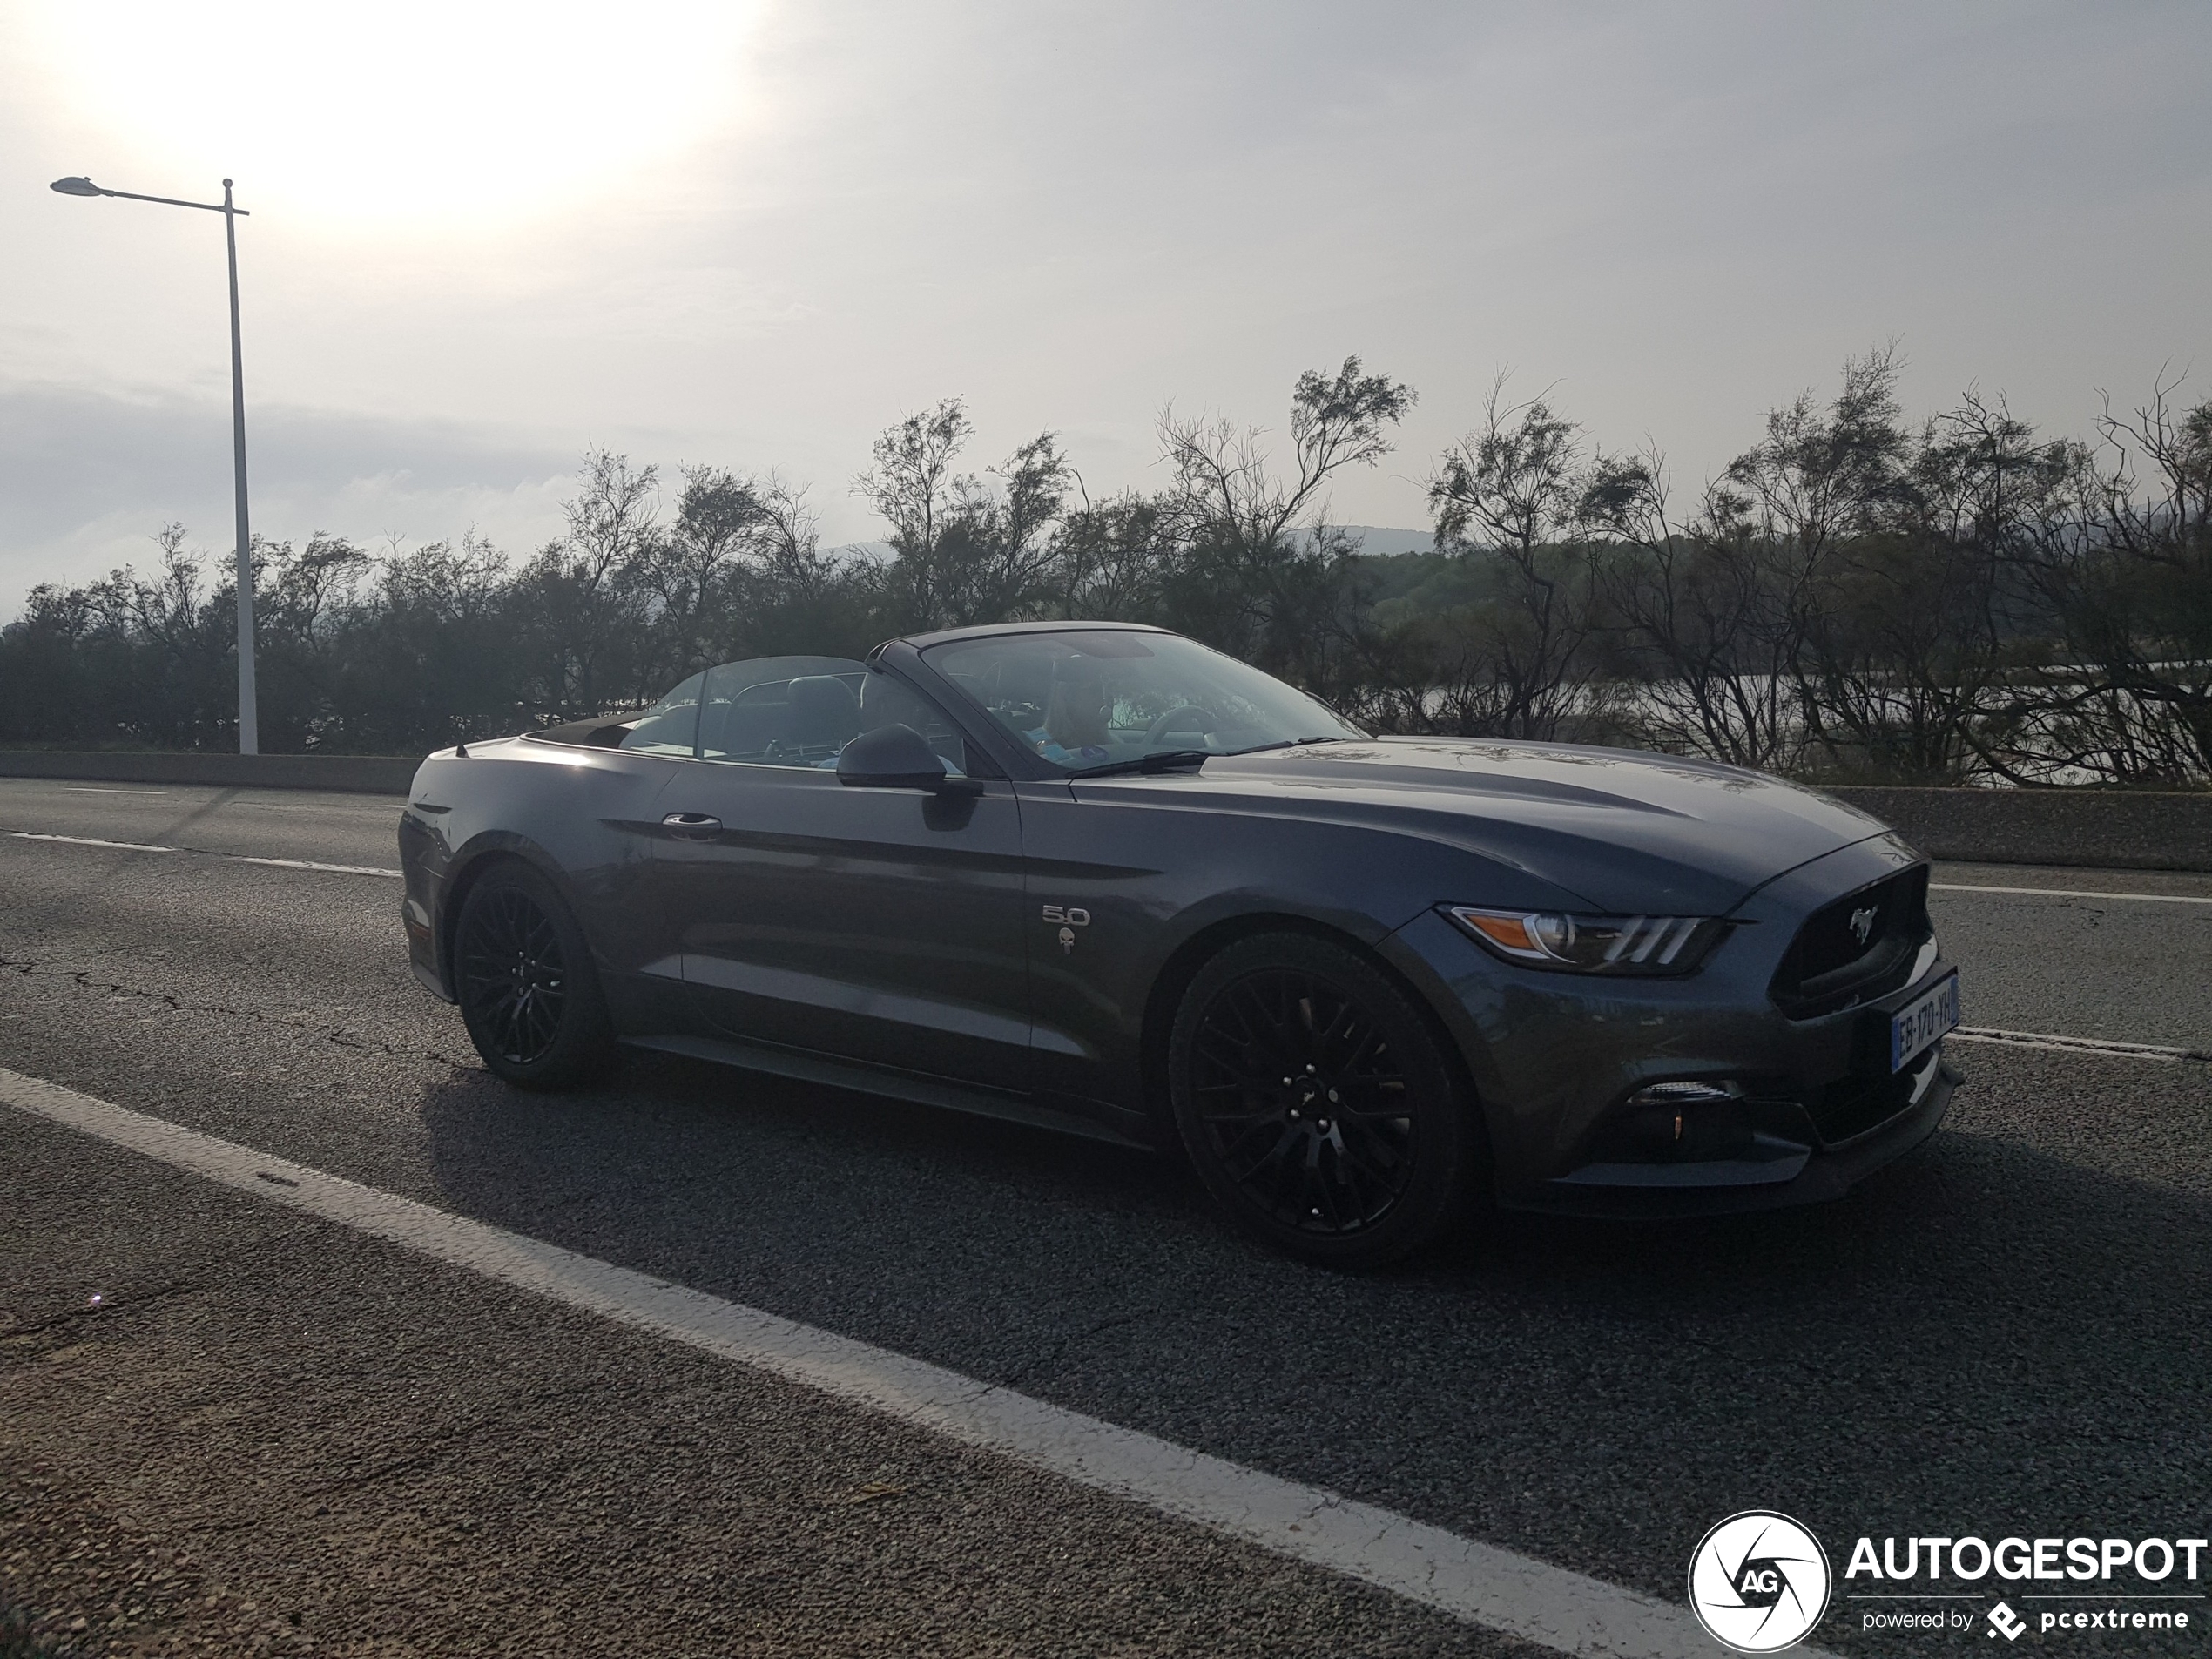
[1688,1510,1832,1653]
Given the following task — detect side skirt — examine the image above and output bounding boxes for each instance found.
[622,1031,1155,1151]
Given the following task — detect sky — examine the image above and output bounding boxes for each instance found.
[3,0,2208,606]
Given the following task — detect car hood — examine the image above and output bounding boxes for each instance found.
[1116,737,1892,914]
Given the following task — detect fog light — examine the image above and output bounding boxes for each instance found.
[1625,1080,1744,1107]
[1615,1081,1754,1161]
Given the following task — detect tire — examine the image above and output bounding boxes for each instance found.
[1169,932,1480,1266]
[452,860,617,1089]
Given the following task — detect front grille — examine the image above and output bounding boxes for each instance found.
[1769,867,1931,1019]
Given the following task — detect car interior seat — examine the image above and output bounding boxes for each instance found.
[980,657,1054,739]
[1045,661,1111,752]
[698,679,790,759]
[781,675,862,754]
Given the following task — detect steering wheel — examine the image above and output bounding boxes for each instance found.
[1142,705,1219,746]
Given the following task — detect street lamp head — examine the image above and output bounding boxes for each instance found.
[51,175,105,197]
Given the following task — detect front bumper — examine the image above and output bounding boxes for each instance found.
[1383,833,1962,1219]
[397,806,455,1003]
[1519,1050,1959,1218]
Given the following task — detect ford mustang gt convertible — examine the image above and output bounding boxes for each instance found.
[398,622,1961,1264]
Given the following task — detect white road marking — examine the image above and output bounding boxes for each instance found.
[9,831,175,853]
[1951,1027,2208,1062]
[1931,881,2212,906]
[62,786,169,795]
[0,1067,1799,1659]
[5,830,401,879]
[232,855,405,878]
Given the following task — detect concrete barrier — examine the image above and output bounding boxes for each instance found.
[3,751,2208,868]
[1822,785,2212,872]
[0,751,417,796]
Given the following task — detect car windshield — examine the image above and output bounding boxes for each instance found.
[922,630,1364,772]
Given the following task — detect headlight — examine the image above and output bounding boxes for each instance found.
[1444,907,1727,975]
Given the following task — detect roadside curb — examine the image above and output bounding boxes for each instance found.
[0,751,415,796]
[1821,785,2212,873]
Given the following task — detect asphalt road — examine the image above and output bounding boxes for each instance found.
[3,777,2209,1656]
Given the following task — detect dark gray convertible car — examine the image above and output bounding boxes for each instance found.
[398,621,1960,1263]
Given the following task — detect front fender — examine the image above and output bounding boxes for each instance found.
[398,739,682,1004]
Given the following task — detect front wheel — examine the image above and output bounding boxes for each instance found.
[453,861,617,1089]
[1169,933,1480,1266]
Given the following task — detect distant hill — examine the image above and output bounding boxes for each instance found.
[1336,525,1436,556]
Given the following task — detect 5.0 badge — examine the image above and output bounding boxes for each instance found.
[1042,904,1089,954]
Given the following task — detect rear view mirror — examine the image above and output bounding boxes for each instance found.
[836,723,978,794]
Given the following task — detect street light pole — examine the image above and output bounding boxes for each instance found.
[220,179,256,754]
[51,174,259,754]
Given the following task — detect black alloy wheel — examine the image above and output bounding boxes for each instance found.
[1170,933,1480,1265]
[454,862,615,1088]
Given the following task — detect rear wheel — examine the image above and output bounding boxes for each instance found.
[453,861,616,1089]
[1169,933,1479,1265]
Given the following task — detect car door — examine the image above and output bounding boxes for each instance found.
[651,657,1033,1093]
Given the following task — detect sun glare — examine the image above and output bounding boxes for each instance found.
[25,1,763,226]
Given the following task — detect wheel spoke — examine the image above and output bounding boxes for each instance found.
[1190,965,1423,1237]
[1194,1034,1254,1075]
[1334,1086,1410,1117]
[1221,1125,1292,1190]
[461,887,570,1067]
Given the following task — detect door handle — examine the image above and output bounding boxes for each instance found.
[660,812,723,840]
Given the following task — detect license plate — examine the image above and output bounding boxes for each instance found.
[1891,974,1961,1072]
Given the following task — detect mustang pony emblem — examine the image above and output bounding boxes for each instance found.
[1849,905,1878,945]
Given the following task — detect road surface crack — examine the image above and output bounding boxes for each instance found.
[297,1382,602,1498]
[0,954,471,1069]
[0,1278,205,1342]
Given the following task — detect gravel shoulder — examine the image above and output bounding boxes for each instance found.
[0,1112,1522,1658]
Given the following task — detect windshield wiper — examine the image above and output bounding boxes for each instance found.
[1229,735,1345,756]
[1064,748,1212,779]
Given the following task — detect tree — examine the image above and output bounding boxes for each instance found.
[856,399,1076,629]
[5,360,2206,786]
[511,448,659,718]
[2003,377,2212,782]
[1581,446,1823,770]
[1057,489,1178,621]
[1420,378,1602,738]
[638,465,770,682]
[334,533,520,751]
[1154,357,1415,694]
[1159,356,1415,554]
[1583,349,1928,773]
[1794,391,2066,781]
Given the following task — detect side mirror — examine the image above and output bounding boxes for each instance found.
[836,723,978,793]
